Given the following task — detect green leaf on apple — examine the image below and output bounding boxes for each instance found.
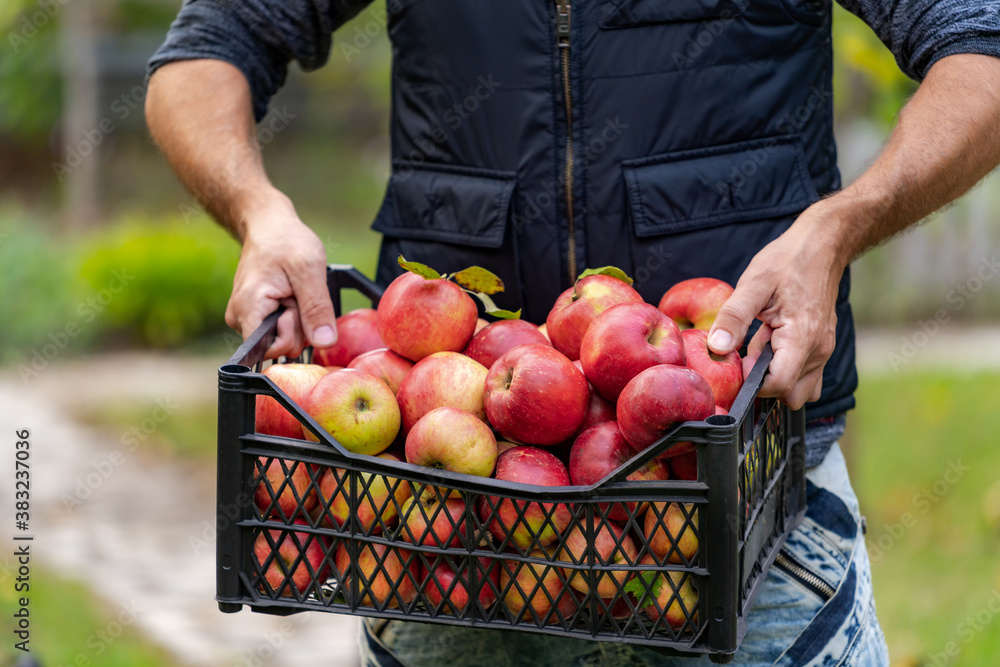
[467,290,522,320]
[397,254,442,280]
[451,266,505,295]
[623,571,663,607]
[577,266,634,285]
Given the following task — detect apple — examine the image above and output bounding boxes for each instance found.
[256,363,330,439]
[644,502,698,564]
[545,274,644,361]
[424,556,499,613]
[335,542,418,609]
[497,440,521,456]
[463,319,551,369]
[572,360,616,432]
[537,323,550,342]
[681,328,742,411]
[500,552,577,623]
[253,519,329,597]
[377,271,478,361]
[398,496,467,547]
[302,369,400,455]
[315,453,411,532]
[253,458,319,520]
[479,446,573,549]
[484,344,588,446]
[580,303,685,401]
[312,308,384,367]
[568,422,668,521]
[397,352,488,433]
[658,277,734,331]
[617,365,714,453]
[405,406,498,479]
[475,318,489,334]
[347,348,414,395]
[635,554,699,629]
[559,520,637,597]
[669,450,698,481]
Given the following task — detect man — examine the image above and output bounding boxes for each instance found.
[146,0,1000,664]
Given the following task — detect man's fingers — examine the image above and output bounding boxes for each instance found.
[708,278,773,355]
[777,367,825,410]
[264,304,304,360]
[285,250,338,348]
[741,323,773,381]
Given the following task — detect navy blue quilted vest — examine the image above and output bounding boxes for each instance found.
[372,0,856,420]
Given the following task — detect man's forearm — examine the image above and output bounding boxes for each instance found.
[146,59,289,240]
[819,54,1000,267]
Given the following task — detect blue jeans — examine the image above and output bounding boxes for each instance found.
[359,444,890,666]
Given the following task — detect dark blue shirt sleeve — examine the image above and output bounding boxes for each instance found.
[147,0,373,121]
[837,0,1000,80]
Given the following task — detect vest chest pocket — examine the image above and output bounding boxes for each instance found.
[600,0,744,28]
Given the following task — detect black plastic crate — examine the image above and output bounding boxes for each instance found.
[216,265,806,663]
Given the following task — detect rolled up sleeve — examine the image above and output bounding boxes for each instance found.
[837,0,1000,80]
[147,0,373,121]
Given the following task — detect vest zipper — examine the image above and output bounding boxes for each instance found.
[555,0,577,283]
[774,550,836,602]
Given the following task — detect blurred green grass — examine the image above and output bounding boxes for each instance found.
[0,564,178,666]
[849,371,1000,666]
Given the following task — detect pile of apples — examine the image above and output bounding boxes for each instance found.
[251,260,742,630]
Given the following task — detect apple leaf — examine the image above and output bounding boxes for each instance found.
[623,571,663,608]
[577,266,634,285]
[397,254,441,280]
[468,291,522,320]
[451,266,505,295]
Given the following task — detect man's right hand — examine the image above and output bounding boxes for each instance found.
[226,192,337,359]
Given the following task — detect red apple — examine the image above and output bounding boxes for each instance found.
[559,521,637,597]
[545,274,644,361]
[669,451,698,481]
[537,323,550,342]
[680,329,743,411]
[397,352,488,433]
[377,272,478,361]
[315,453,411,532]
[253,519,329,597]
[568,422,668,521]
[479,447,573,549]
[658,278,734,331]
[484,344,588,446]
[405,407,497,479]
[497,440,521,456]
[347,348,414,395]
[302,369,401,455]
[475,318,489,334]
[636,554,699,629]
[424,556,499,613]
[312,308,384,367]
[464,319,551,369]
[256,363,330,439]
[644,502,699,564]
[573,360,616,432]
[617,365,715,453]
[500,552,577,623]
[580,303,685,401]
[398,496,467,547]
[335,542,418,609]
[253,458,319,520]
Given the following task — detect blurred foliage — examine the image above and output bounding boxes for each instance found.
[0,16,62,139]
[832,5,918,126]
[76,213,240,348]
[0,207,240,362]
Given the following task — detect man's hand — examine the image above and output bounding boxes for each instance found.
[226,194,337,359]
[707,206,845,409]
[706,54,1000,409]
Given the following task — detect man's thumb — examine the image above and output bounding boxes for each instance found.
[707,286,767,355]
